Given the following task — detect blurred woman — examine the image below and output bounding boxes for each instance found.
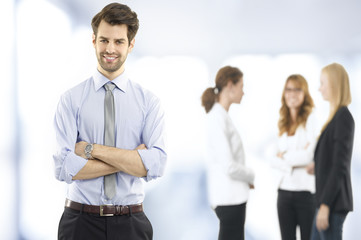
[309,63,355,240]
[201,66,255,240]
[272,74,318,240]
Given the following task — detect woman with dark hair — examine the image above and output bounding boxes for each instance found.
[309,63,355,240]
[271,74,318,240]
[202,66,255,240]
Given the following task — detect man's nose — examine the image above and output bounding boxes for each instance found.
[106,42,115,54]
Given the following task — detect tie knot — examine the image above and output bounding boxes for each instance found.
[104,82,116,91]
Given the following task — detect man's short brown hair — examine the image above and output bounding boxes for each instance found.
[91,3,139,44]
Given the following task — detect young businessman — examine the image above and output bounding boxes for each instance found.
[53,3,167,239]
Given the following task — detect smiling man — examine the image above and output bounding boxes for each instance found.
[53,3,167,240]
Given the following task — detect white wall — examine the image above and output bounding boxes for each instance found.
[0,0,17,239]
[2,0,361,239]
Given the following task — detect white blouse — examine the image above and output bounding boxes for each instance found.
[271,112,319,193]
[204,103,255,208]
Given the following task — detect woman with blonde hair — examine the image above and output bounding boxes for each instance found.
[202,66,255,240]
[272,74,318,240]
[309,63,355,240]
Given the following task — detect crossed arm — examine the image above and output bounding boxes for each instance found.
[72,142,147,180]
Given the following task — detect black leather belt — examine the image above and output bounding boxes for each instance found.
[65,199,143,216]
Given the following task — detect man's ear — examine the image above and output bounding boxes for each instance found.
[92,33,96,47]
[128,38,135,53]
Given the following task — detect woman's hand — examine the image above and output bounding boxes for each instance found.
[277,151,286,159]
[316,204,330,231]
[306,162,315,175]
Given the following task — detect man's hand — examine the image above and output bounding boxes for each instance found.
[73,142,148,179]
[135,144,146,150]
[75,142,147,159]
[316,204,330,231]
[75,141,88,159]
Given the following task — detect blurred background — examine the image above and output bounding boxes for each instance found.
[1,0,360,239]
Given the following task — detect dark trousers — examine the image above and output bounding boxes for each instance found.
[311,208,347,240]
[277,189,315,240]
[58,207,153,240]
[215,203,246,240]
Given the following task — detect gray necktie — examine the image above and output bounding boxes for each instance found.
[104,83,116,199]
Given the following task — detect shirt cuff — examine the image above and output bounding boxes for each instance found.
[137,147,166,182]
[61,149,88,183]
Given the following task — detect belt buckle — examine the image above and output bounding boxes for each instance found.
[100,204,114,216]
[120,205,129,215]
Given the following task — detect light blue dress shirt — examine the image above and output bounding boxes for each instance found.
[53,70,167,205]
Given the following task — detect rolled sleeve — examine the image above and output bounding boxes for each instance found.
[138,147,167,181]
[138,96,167,181]
[53,92,87,183]
[54,148,87,184]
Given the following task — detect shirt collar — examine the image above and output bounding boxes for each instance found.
[213,103,228,116]
[93,70,129,93]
